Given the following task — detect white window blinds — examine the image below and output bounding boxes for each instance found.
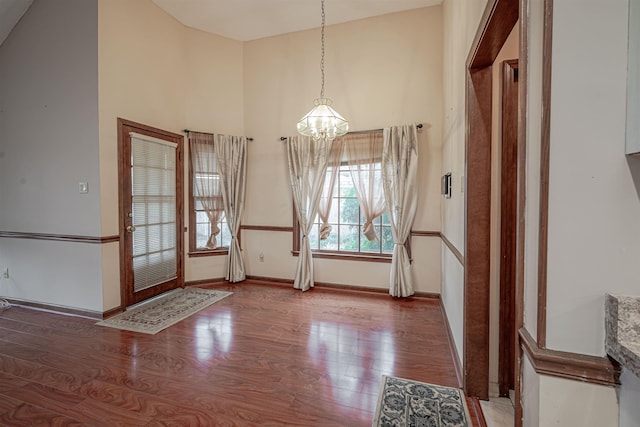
[129,132,177,292]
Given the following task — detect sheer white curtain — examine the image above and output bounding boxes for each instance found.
[190,133,224,249]
[316,138,344,240]
[382,124,419,297]
[286,135,332,291]
[214,134,247,283]
[344,131,386,241]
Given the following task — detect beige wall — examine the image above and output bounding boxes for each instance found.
[98,0,244,309]
[441,0,488,366]
[242,7,444,292]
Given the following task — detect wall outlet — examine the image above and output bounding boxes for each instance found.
[2,268,8,279]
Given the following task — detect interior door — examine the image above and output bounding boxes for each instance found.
[118,119,184,307]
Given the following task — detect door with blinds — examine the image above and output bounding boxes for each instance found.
[117,119,184,307]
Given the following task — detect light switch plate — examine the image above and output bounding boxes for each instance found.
[79,182,89,194]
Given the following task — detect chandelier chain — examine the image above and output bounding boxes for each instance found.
[320,0,325,99]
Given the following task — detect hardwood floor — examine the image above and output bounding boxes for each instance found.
[0,281,485,426]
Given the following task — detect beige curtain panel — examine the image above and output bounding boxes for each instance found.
[382,124,419,297]
[286,135,332,291]
[190,133,224,249]
[214,134,248,283]
[344,130,386,242]
[316,138,344,240]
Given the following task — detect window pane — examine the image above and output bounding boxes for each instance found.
[340,198,360,224]
[308,223,320,250]
[381,226,394,253]
[319,223,339,250]
[339,224,359,252]
[381,211,391,225]
[339,171,355,197]
[360,227,381,253]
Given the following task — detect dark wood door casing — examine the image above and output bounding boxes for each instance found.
[117,118,184,308]
[499,59,519,397]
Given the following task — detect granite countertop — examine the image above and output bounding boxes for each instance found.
[606,294,640,378]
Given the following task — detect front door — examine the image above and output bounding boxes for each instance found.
[118,118,184,307]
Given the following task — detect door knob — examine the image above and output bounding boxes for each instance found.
[126,225,136,233]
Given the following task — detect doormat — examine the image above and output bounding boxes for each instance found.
[373,375,471,427]
[97,288,232,335]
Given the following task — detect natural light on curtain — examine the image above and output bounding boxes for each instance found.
[214,134,248,283]
[344,130,386,242]
[130,132,177,292]
[383,124,419,297]
[190,133,225,249]
[287,135,332,291]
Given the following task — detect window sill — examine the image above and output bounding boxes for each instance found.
[188,249,228,258]
[291,250,392,263]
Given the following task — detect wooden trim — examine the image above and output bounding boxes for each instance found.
[117,118,185,308]
[5,298,104,320]
[410,230,440,237]
[465,0,519,401]
[519,327,620,387]
[245,275,439,300]
[515,2,530,424]
[0,231,119,244]
[291,250,393,263]
[240,225,294,232]
[499,58,519,397]
[188,249,228,258]
[441,233,464,265]
[536,0,554,349]
[184,277,227,287]
[468,397,489,427]
[465,65,493,400]
[441,302,463,388]
[102,306,124,319]
[468,0,519,68]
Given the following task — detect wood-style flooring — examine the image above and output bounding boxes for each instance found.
[0,281,485,426]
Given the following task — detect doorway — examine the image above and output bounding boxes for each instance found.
[498,59,519,397]
[117,118,184,307]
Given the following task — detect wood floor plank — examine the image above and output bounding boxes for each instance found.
[0,280,484,426]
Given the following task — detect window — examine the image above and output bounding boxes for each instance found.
[306,164,394,255]
[188,136,231,256]
[292,131,397,261]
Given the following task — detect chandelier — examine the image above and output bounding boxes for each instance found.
[296,0,348,140]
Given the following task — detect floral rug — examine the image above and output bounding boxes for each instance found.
[96,288,232,335]
[373,375,471,427]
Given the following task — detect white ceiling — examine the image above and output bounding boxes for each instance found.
[152,0,443,42]
[0,0,32,46]
[0,0,443,48]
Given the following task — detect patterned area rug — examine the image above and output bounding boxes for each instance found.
[97,288,232,335]
[373,375,471,427]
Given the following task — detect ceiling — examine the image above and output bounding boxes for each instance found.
[0,0,32,46]
[151,0,443,41]
[0,0,442,48]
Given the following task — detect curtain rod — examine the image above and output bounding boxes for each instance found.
[279,123,423,141]
[183,129,253,141]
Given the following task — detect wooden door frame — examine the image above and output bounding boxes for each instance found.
[498,59,519,397]
[463,0,519,400]
[117,118,185,308]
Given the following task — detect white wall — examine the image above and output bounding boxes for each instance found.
[522,0,638,424]
[545,0,637,357]
[620,368,640,427]
[441,0,488,367]
[242,7,444,292]
[0,0,103,312]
